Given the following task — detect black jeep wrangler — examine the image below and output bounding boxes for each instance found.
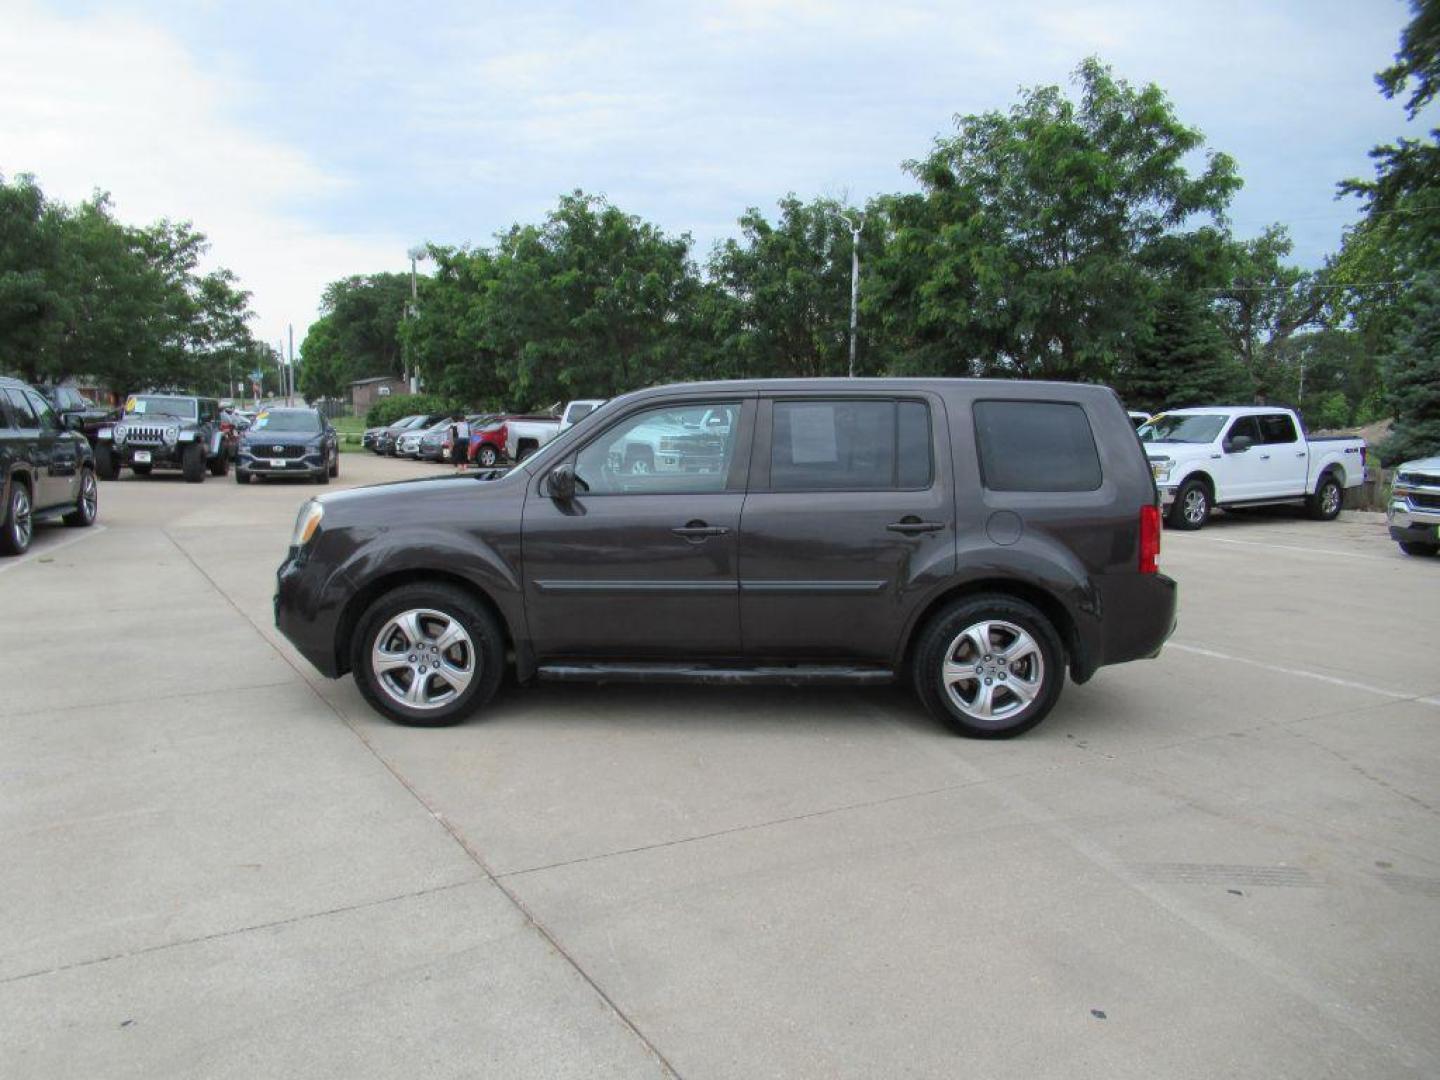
[96,393,232,483]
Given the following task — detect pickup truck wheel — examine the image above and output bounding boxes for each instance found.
[351,584,505,727]
[1168,479,1209,530]
[182,444,205,483]
[1398,541,1439,557]
[476,444,499,468]
[0,480,33,556]
[1308,475,1343,521]
[95,444,120,480]
[624,447,654,475]
[912,595,1064,738]
[63,468,99,527]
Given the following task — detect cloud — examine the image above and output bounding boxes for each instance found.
[0,1,406,352]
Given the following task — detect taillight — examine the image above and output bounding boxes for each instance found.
[1139,504,1161,574]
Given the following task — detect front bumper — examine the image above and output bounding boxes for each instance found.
[117,444,182,467]
[1388,498,1440,544]
[275,548,346,677]
[1156,484,1176,507]
[239,447,325,476]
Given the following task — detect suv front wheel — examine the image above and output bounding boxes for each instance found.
[912,594,1065,738]
[0,479,34,556]
[350,583,506,726]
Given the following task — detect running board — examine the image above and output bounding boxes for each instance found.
[536,662,895,687]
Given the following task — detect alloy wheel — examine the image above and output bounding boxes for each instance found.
[941,619,1045,722]
[370,608,477,710]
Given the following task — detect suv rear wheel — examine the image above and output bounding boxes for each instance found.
[350,583,505,726]
[913,594,1065,738]
[0,479,34,556]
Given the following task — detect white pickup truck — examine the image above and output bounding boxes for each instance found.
[1139,406,1366,530]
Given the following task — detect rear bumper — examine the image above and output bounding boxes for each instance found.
[1084,572,1178,681]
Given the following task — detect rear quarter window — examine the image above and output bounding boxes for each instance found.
[973,400,1103,492]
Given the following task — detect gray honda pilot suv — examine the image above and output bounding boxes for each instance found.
[276,379,1176,737]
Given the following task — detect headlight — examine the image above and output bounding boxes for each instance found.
[1149,459,1172,483]
[291,500,324,548]
[164,426,178,445]
[114,423,128,444]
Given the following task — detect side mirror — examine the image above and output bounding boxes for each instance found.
[1225,434,1253,453]
[63,413,84,432]
[548,463,577,501]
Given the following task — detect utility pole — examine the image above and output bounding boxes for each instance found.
[407,245,428,393]
[288,323,295,406]
[840,212,864,378]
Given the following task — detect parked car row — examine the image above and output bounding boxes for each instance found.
[363,400,607,468]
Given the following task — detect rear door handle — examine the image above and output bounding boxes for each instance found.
[672,521,729,540]
[887,518,946,534]
[1259,454,1271,460]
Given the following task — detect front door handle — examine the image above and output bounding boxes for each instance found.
[672,521,729,541]
[1259,454,1271,460]
[887,518,946,534]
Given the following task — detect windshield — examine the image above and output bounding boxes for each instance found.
[250,409,322,434]
[1138,413,1226,444]
[125,395,197,420]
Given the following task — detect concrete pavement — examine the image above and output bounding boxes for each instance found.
[2,454,1437,1078]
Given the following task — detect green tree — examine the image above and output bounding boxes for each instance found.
[485,191,703,406]
[878,58,1240,383]
[1379,272,1440,462]
[401,245,509,407]
[319,273,411,381]
[298,313,346,400]
[1337,0,1440,458]
[706,195,876,377]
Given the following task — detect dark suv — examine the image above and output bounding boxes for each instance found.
[1,375,99,556]
[96,393,231,482]
[275,379,1176,737]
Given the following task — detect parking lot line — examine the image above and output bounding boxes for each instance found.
[1207,536,1399,562]
[1171,641,1440,707]
[0,524,107,576]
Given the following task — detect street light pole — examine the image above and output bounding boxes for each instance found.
[840,212,864,378]
[407,244,429,393]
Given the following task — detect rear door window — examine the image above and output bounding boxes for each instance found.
[972,400,1102,492]
[769,400,932,491]
[1258,414,1298,444]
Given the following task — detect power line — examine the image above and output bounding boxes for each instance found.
[1202,281,1410,292]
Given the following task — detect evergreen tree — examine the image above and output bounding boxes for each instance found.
[1121,289,1246,413]
[1380,272,1440,464]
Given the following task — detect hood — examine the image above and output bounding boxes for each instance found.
[1398,456,1440,475]
[314,470,522,518]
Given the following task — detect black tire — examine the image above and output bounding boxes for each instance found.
[63,467,99,527]
[0,478,34,556]
[235,469,250,485]
[208,450,229,477]
[182,443,205,483]
[131,463,152,476]
[912,594,1065,738]
[1307,474,1343,521]
[1398,540,1439,557]
[1167,477,1210,530]
[476,443,499,468]
[95,444,120,481]
[329,450,340,478]
[350,583,506,727]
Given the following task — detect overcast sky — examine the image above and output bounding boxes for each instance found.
[0,0,1426,353]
